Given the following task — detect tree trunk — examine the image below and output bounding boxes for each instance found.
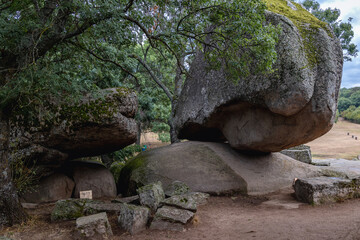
[136,121,142,145]
[0,113,28,228]
[169,112,179,144]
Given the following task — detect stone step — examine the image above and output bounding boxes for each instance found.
[293,176,360,205]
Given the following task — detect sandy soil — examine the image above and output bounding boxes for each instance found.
[307,119,360,159]
[1,190,360,240]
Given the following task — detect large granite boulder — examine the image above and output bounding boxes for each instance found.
[9,87,137,175]
[72,162,117,199]
[118,141,322,196]
[21,173,74,203]
[174,3,343,152]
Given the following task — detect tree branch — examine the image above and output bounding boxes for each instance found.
[130,54,173,102]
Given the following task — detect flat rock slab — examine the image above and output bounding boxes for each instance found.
[154,206,194,224]
[317,159,360,179]
[112,195,139,204]
[294,177,360,205]
[161,194,197,212]
[51,199,100,221]
[76,212,113,239]
[150,219,185,232]
[120,141,322,196]
[118,204,149,235]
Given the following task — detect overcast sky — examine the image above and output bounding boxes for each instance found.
[301,0,360,88]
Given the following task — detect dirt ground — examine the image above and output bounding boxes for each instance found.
[307,119,360,159]
[1,190,360,240]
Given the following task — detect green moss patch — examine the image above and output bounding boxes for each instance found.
[264,0,333,68]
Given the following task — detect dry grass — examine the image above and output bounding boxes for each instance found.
[307,119,360,159]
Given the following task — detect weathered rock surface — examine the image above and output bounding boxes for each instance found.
[76,212,113,240]
[137,182,165,212]
[173,6,343,152]
[150,206,194,231]
[112,195,139,204]
[117,204,149,235]
[164,181,190,197]
[72,162,117,199]
[161,194,197,212]
[281,145,312,164]
[119,141,322,196]
[294,177,360,205]
[21,173,74,203]
[9,87,137,176]
[51,199,99,221]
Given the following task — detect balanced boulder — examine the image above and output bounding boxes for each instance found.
[9,87,137,176]
[173,3,343,152]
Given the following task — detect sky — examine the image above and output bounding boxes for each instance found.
[305,0,360,88]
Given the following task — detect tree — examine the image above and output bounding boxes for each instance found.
[300,0,358,61]
[0,0,280,226]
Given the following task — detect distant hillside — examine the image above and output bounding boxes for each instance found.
[338,87,360,124]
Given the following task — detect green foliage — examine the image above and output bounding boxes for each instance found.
[109,161,126,182]
[109,144,142,163]
[300,0,358,61]
[338,88,360,123]
[10,156,39,194]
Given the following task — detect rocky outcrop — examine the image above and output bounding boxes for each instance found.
[118,141,322,196]
[174,4,343,152]
[9,87,137,176]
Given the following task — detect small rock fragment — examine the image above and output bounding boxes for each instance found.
[118,204,149,235]
[76,212,113,239]
[137,181,165,212]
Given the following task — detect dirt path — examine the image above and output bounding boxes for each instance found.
[2,191,360,240]
[307,119,360,159]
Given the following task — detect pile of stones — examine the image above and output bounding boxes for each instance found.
[50,180,209,239]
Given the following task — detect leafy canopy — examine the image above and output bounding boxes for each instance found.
[0,0,280,116]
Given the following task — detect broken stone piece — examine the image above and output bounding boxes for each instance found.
[117,204,149,235]
[161,194,197,212]
[137,181,165,212]
[76,212,113,239]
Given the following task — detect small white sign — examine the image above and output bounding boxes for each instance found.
[80,190,93,199]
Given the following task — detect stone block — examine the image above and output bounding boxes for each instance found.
[164,181,190,197]
[281,145,312,164]
[137,181,165,212]
[294,177,360,205]
[76,212,113,239]
[118,204,149,235]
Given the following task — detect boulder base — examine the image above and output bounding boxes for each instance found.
[119,141,322,196]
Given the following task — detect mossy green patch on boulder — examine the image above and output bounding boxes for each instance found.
[50,199,100,222]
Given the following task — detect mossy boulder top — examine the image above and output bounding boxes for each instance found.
[9,87,137,174]
[173,0,343,152]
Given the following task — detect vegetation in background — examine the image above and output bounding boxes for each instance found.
[300,0,358,61]
[338,87,360,123]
